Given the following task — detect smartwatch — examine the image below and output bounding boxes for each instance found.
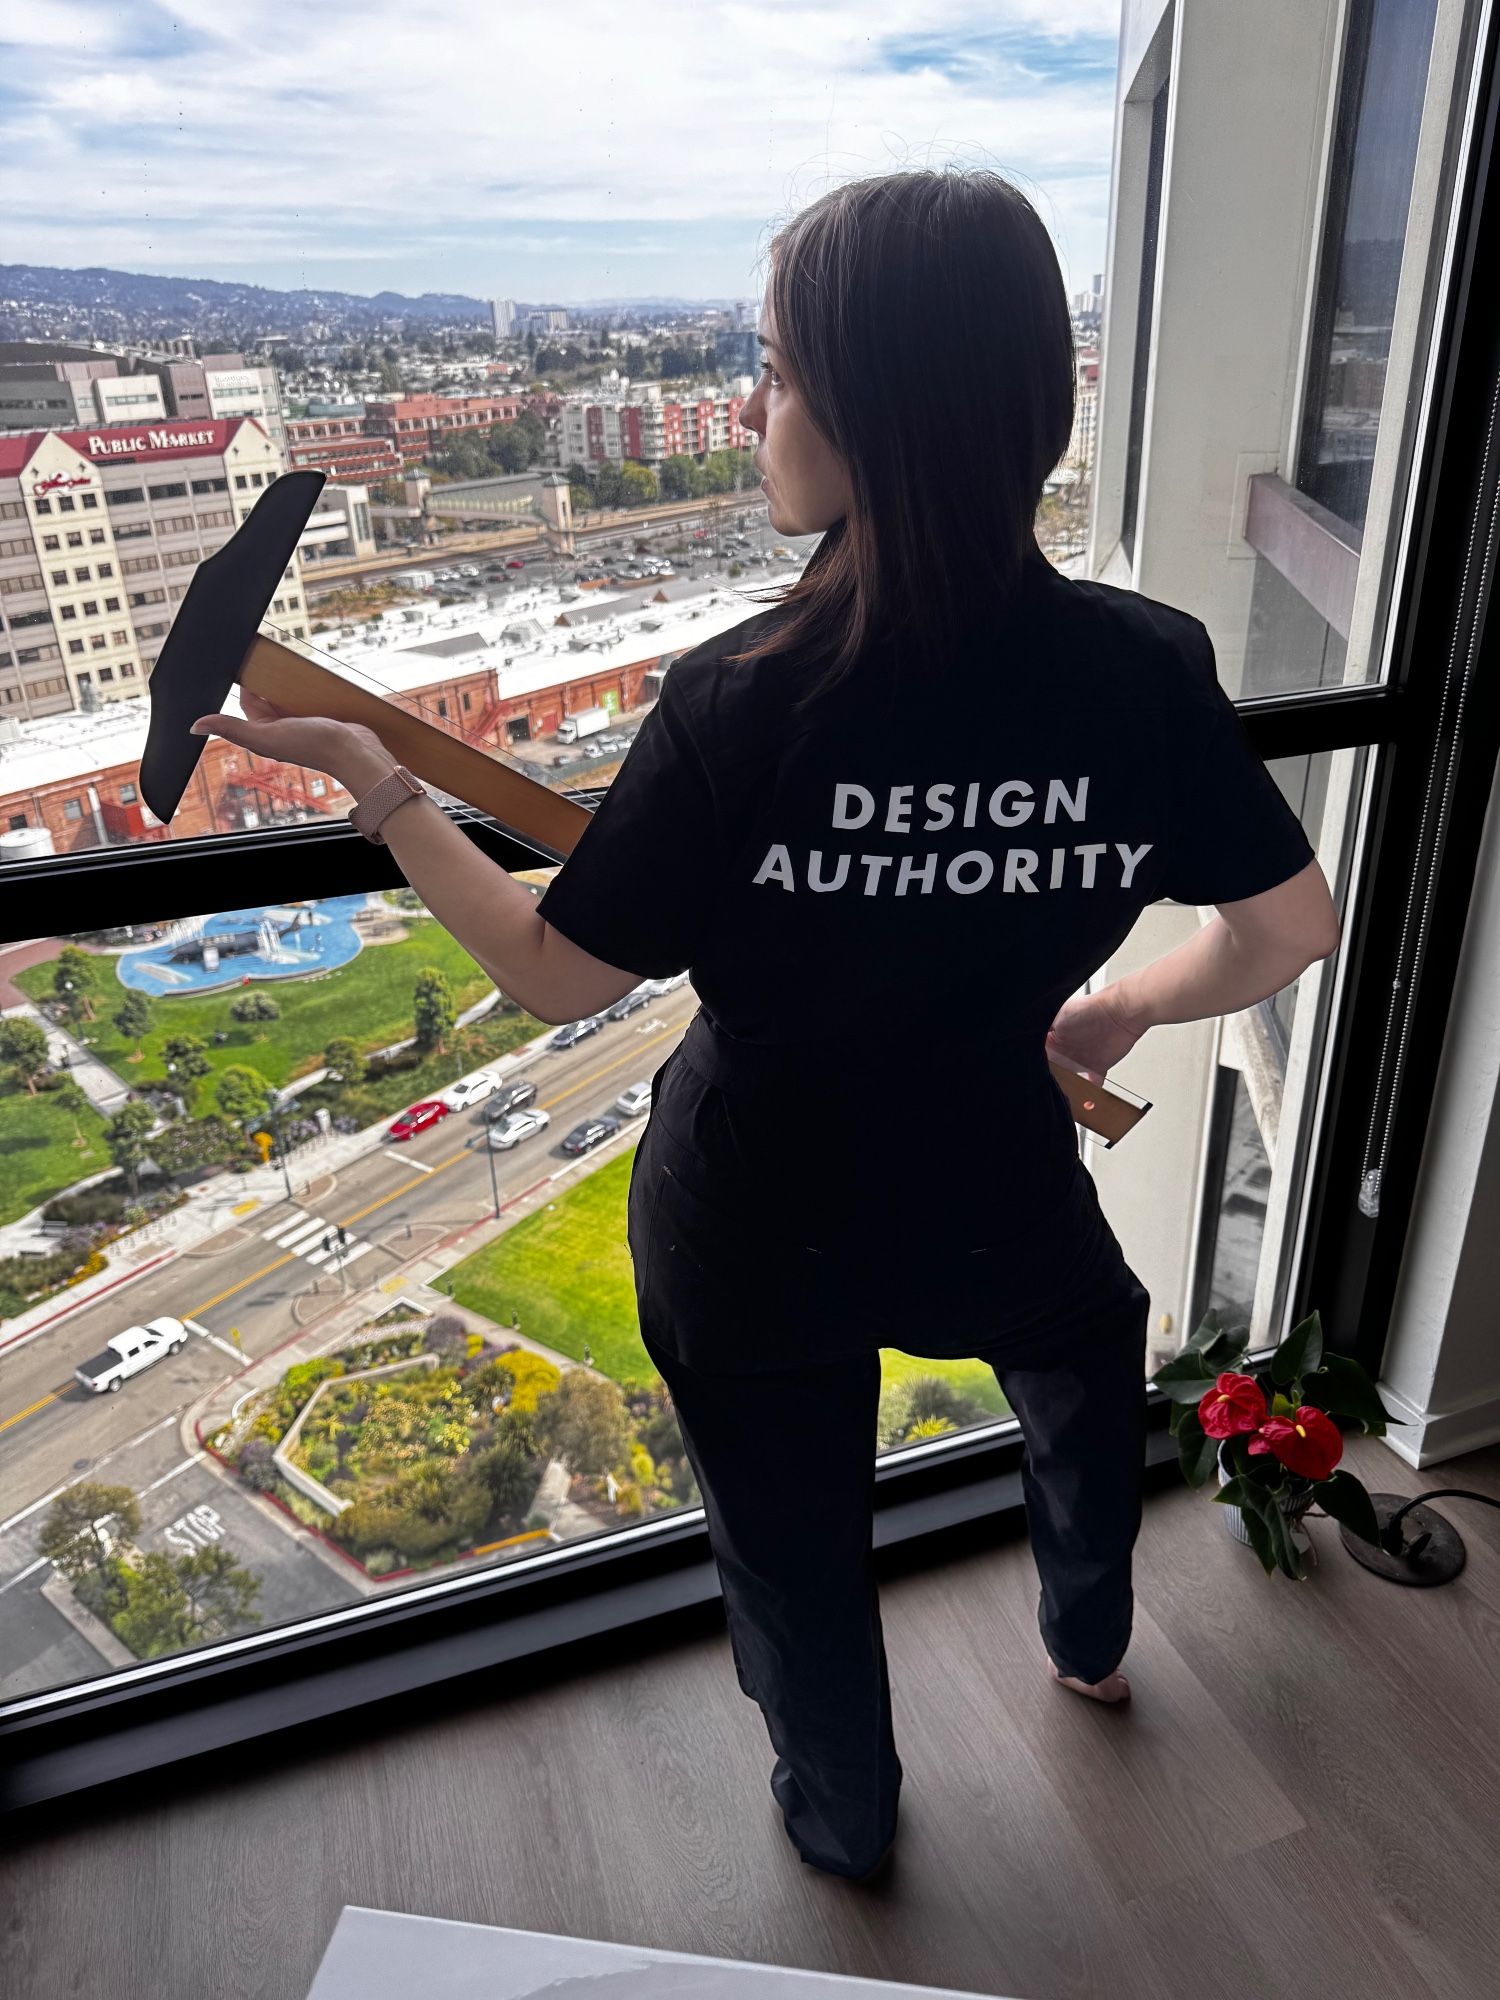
[348,764,427,844]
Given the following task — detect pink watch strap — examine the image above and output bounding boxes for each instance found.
[349,764,426,844]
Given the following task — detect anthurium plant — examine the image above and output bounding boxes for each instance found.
[1149,1307,1402,1582]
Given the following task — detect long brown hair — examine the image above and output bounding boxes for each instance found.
[724,167,1076,720]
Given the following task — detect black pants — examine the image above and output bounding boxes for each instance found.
[628,1024,1160,1880]
[632,1091,1151,1874]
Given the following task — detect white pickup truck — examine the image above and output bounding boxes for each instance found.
[74,1316,189,1394]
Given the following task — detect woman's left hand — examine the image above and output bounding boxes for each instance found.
[190,690,395,788]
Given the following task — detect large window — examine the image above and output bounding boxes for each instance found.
[3,1,1498,1801]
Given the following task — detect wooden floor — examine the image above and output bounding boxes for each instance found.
[4,1430,1499,2000]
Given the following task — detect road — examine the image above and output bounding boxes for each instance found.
[303,502,805,600]
[0,992,695,1698]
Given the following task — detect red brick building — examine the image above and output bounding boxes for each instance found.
[363,395,529,462]
[285,419,402,485]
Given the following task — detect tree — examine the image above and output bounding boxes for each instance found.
[0,1015,50,1094]
[38,1481,142,1588]
[229,991,280,1026]
[324,1036,364,1087]
[112,1545,262,1659]
[112,989,153,1058]
[216,1064,272,1125]
[151,1114,243,1182]
[105,1099,157,1195]
[55,1078,93,1151]
[51,945,97,1022]
[530,1369,632,1477]
[161,1033,212,1109]
[412,967,456,1054]
[376,355,404,394]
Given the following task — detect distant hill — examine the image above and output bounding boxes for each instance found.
[0,265,751,348]
[0,263,491,343]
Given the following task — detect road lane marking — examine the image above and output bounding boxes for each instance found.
[141,1452,205,1496]
[0,1391,62,1435]
[184,1318,251,1367]
[0,1030,689,1435]
[263,1214,327,1247]
[0,1554,52,1596]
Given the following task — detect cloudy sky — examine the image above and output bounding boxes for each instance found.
[4,0,1122,303]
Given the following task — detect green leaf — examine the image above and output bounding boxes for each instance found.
[1150,1347,1222,1402]
[1308,1467,1382,1547]
[1270,1309,1323,1389]
[1298,1353,1403,1436]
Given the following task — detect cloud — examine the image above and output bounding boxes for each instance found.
[2,0,1117,297]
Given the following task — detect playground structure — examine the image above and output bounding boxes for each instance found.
[118,895,371,994]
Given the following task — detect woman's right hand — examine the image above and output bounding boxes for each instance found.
[1045,988,1143,1083]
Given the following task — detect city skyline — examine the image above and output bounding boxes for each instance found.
[3,0,1120,302]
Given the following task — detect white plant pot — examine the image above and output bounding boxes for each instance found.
[1216,1442,1313,1554]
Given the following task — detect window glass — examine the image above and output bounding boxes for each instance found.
[0,3,1484,1715]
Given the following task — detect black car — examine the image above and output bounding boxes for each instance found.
[547,1016,605,1049]
[604,986,653,1022]
[559,1115,621,1156]
[485,1078,539,1120]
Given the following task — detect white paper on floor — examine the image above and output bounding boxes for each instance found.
[306,1907,1030,2000]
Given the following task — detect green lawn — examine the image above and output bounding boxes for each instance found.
[443,1145,1017,1418]
[445,1144,655,1385]
[0,1085,112,1227]
[15,919,518,1098]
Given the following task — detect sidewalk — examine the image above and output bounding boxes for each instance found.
[0,1019,564,1354]
[0,1000,133,1119]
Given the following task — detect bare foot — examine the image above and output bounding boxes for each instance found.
[1048,1658,1131,1703]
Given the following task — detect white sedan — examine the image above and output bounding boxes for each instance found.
[442,1071,500,1112]
[487,1107,551,1150]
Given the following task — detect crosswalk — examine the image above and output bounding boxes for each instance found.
[260,1208,379,1272]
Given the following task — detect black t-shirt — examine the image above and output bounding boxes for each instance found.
[535,551,1317,1048]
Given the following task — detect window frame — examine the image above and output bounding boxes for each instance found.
[4,3,1500,1816]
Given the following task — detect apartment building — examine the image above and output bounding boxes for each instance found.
[0,346,288,451]
[364,393,529,461]
[0,417,306,719]
[564,383,753,468]
[0,359,168,430]
[285,416,403,484]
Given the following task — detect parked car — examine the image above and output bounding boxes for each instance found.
[547,1016,606,1050]
[604,985,653,1021]
[640,970,692,996]
[559,1114,621,1156]
[457,564,480,578]
[506,557,526,569]
[75,1316,188,1395]
[487,1106,551,1150]
[614,1080,653,1118]
[485,1078,539,1120]
[388,1099,450,1140]
[550,751,584,767]
[442,1071,499,1112]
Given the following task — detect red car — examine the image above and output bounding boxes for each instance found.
[387,1099,450,1141]
[505,557,526,569]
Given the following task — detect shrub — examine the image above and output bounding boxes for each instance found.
[236,1437,278,1492]
[425,1312,470,1363]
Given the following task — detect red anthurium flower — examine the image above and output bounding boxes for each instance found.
[1198,1372,1267,1438]
[1247,1407,1343,1480]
